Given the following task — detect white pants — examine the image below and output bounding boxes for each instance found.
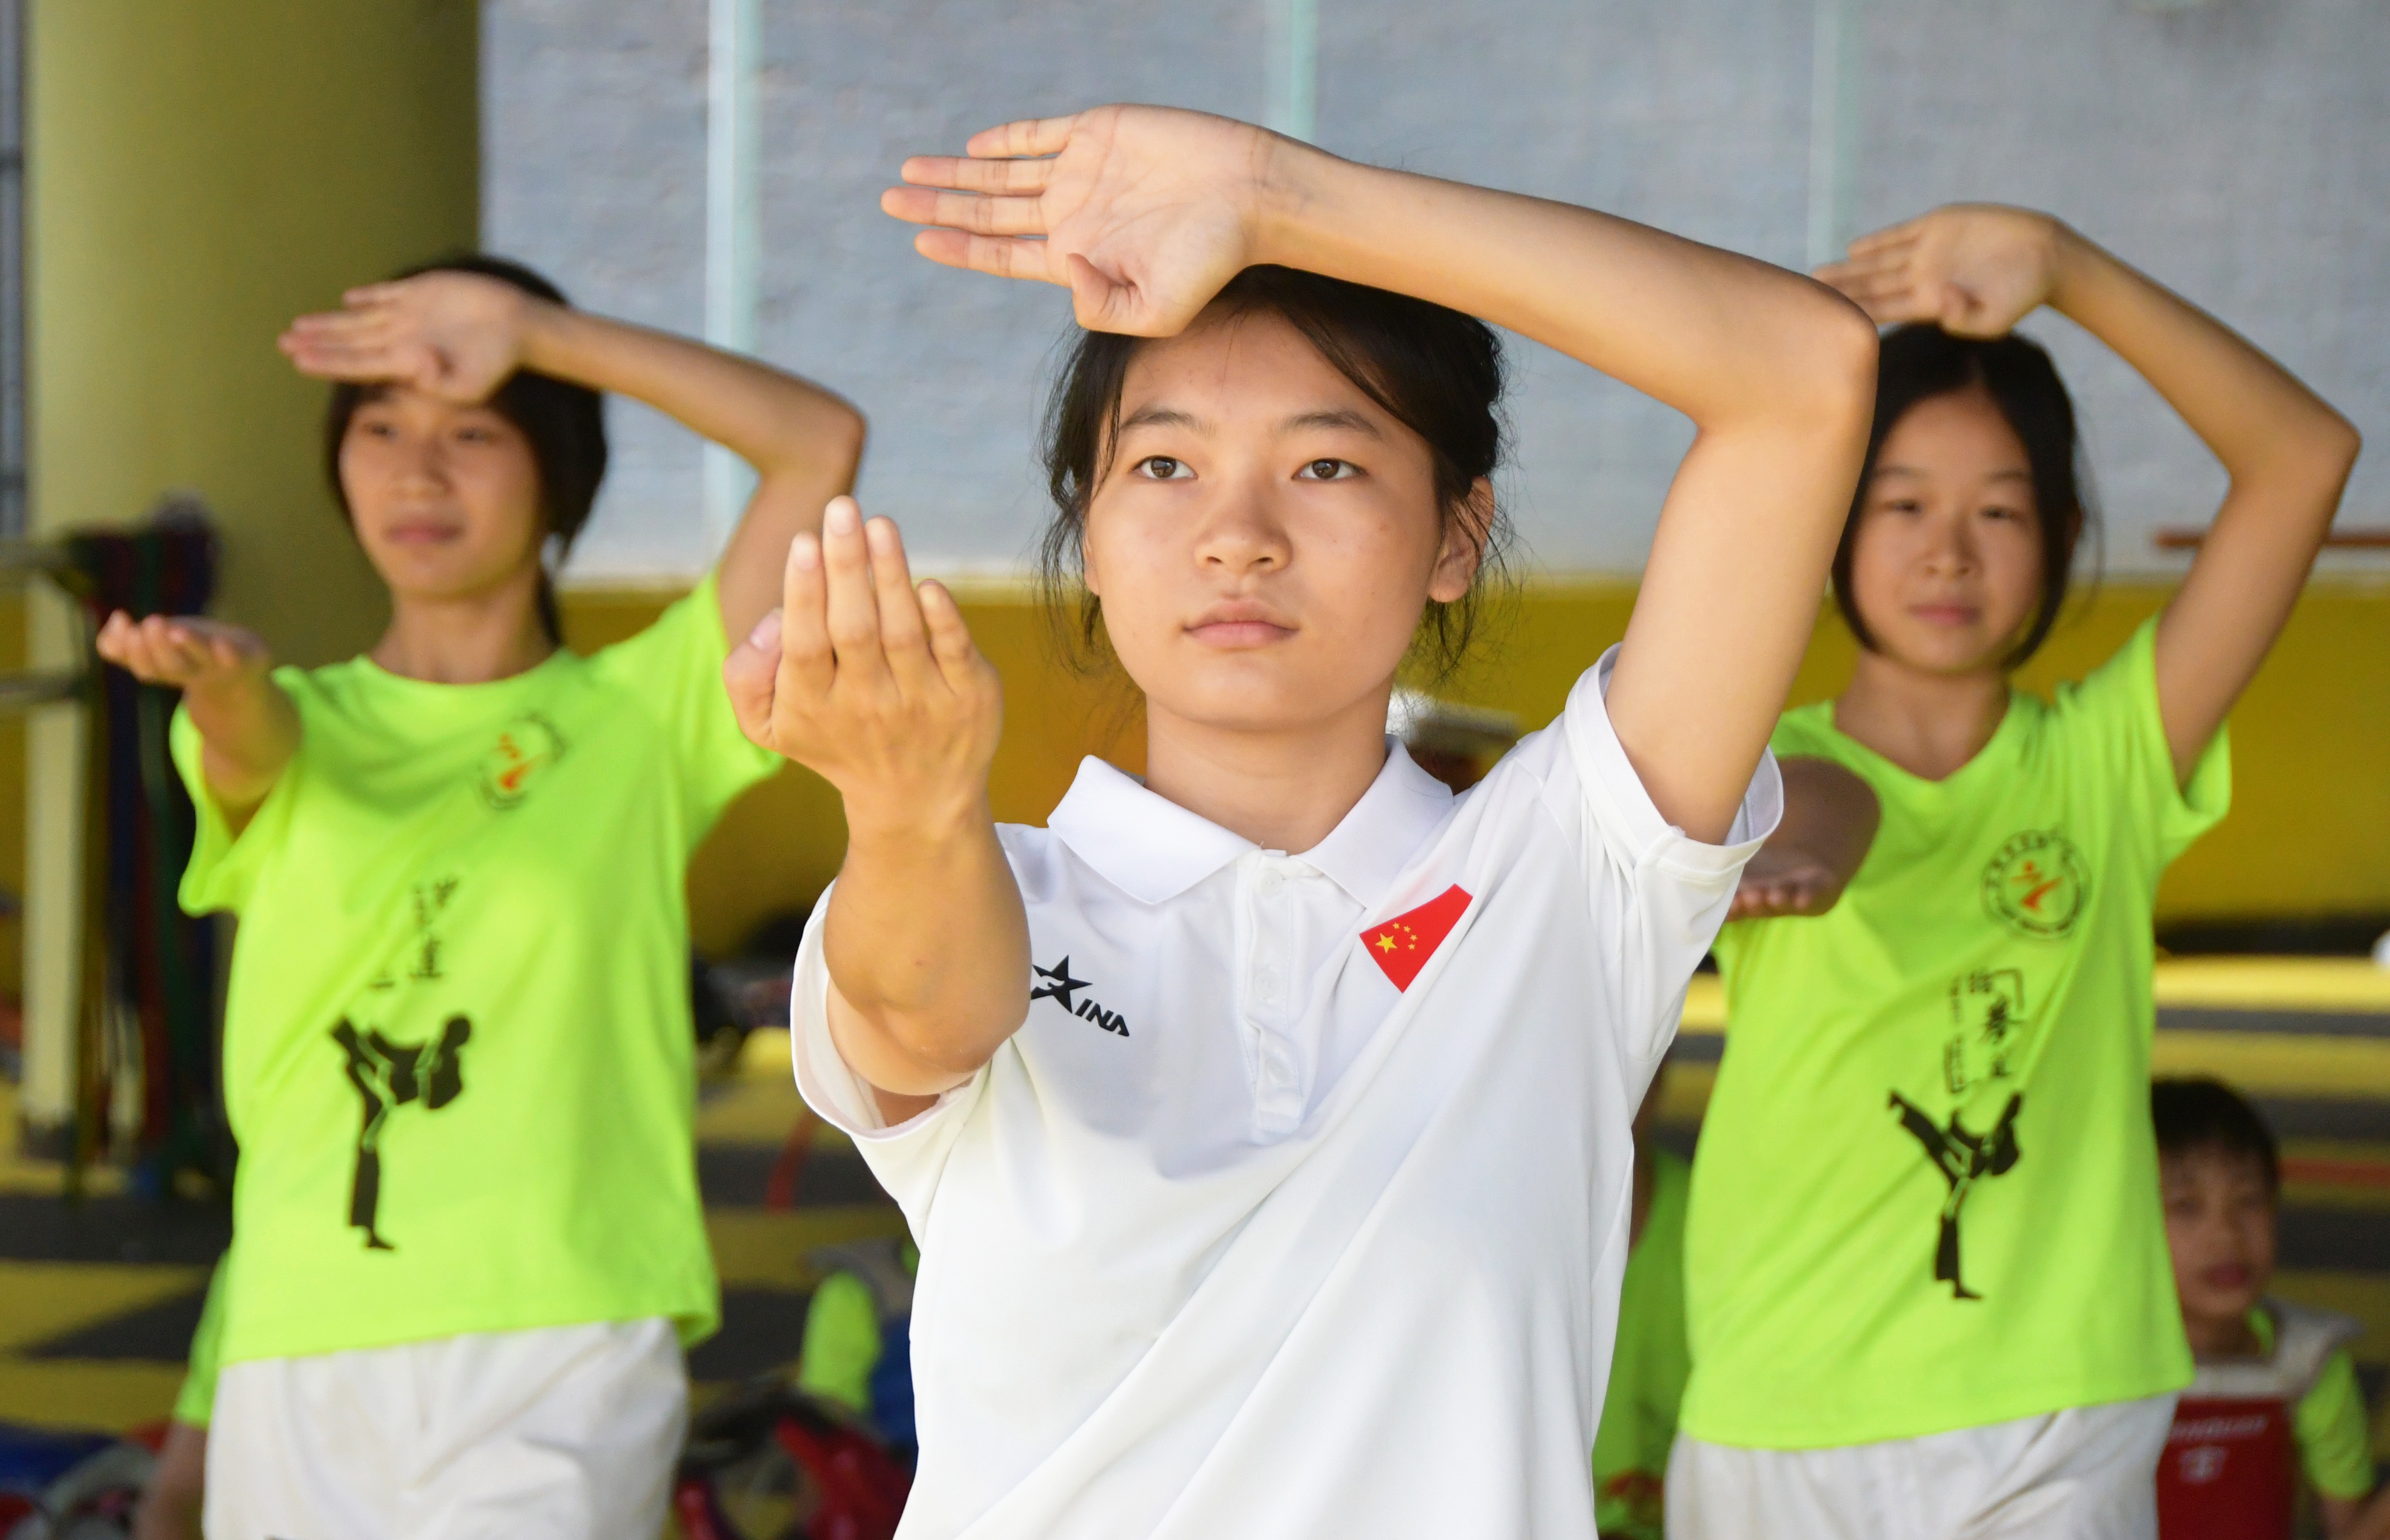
[1665,1395,2177,1540]
[203,1318,687,1540]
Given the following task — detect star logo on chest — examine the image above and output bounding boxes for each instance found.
[1030,956,1093,1012]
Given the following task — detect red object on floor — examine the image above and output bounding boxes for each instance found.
[2156,1396,2294,1540]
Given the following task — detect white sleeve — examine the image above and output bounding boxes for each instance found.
[1558,645,1782,1059]
[789,882,984,1227]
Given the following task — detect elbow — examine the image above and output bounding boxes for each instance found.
[1805,288,1883,427]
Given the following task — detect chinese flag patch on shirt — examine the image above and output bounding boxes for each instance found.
[1360,885,1472,992]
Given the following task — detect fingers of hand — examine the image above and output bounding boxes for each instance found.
[913,229,1056,284]
[866,518,937,686]
[882,186,1046,238]
[1064,252,1146,334]
[722,610,784,750]
[1845,223,1923,259]
[818,496,891,685]
[898,154,1055,196]
[916,579,988,696]
[965,114,1076,161]
[776,529,834,700]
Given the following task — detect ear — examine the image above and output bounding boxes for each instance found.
[1426,478,1493,604]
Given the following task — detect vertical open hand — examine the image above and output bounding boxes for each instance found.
[723,497,1002,828]
[881,105,1282,336]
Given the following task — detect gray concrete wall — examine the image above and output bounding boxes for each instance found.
[485,0,2388,579]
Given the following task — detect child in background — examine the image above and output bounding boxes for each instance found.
[796,1236,921,1464]
[2153,1077,2390,1540]
[1594,1062,1692,1540]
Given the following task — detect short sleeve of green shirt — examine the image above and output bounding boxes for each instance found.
[2047,617,2231,867]
[172,1258,229,1426]
[2296,1348,2376,1500]
[587,572,780,830]
[170,671,309,917]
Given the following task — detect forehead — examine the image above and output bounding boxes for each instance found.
[1874,387,2030,481]
[1118,309,1393,431]
[353,384,512,424]
[2161,1143,2272,1187]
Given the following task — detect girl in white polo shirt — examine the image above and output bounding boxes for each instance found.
[725,105,1877,1538]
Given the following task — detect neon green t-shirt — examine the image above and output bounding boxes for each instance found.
[172,576,777,1366]
[1683,620,2230,1448]
[172,1258,228,1426]
[2245,1307,2378,1501]
[1593,1147,1691,1540]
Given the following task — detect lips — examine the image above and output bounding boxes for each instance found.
[383,520,465,546]
[2201,1264,2252,1291]
[1909,602,1981,626]
[1186,600,1295,648]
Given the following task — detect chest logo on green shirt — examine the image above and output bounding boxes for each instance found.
[479,713,567,810]
[1980,829,2089,940]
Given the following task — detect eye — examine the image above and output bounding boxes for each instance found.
[1134,455,1189,480]
[455,424,499,445]
[1295,458,1356,481]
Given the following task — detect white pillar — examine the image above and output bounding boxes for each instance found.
[1806,0,1860,271]
[703,0,762,552]
[1266,0,1318,144]
[21,578,85,1151]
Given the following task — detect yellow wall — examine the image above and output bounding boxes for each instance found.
[28,0,480,662]
[562,577,2390,958]
[9,0,478,1024]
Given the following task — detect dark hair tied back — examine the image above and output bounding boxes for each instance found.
[1833,323,2097,668]
[321,253,609,645]
[1038,265,1510,681]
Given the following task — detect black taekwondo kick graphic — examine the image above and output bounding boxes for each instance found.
[1890,1090,2022,1301]
[333,875,473,1250]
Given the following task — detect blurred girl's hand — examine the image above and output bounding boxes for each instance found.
[883,104,1280,337]
[1817,204,2065,337]
[96,611,274,695]
[278,270,538,402]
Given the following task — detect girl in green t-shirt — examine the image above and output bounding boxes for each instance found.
[1672,206,2359,1540]
[96,259,863,1540]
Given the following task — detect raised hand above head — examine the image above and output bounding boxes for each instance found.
[883,105,1278,336]
[279,270,537,403]
[1817,204,2064,337]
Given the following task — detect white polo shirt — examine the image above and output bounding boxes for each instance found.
[793,650,1779,1540]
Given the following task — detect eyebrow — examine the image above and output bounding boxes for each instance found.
[1874,462,2032,484]
[1113,405,1386,439]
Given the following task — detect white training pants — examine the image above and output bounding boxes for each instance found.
[1665,1394,2177,1540]
[202,1317,686,1540]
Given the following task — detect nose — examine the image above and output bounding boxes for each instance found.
[1189,473,1292,577]
[1919,507,1977,578]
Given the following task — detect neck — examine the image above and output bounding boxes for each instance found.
[370,566,556,685]
[1833,649,2012,781]
[2183,1306,2262,1359]
[1140,687,1393,854]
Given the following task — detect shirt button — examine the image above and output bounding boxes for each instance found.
[1258,869,1284,897]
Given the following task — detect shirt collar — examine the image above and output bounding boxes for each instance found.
[1046,740,1455,909]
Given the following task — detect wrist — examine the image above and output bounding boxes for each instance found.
[2041,219,2104,317]
[511,294,575,376]
[1247,130,1343,273]
[841,787,992,849]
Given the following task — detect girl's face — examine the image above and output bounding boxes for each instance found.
[1081,311,1483,738]
[339,384,546,606]
[2161,1147,2275,1330]
[1846,387,2045,677]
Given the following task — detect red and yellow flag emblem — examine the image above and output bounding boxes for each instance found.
[1360,885,1471,992]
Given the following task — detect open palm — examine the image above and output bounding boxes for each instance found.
[883,105,1278,336]
[278,271,531,402]
[1816,204,2063,338]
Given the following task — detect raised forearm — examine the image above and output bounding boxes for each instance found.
[2048,228,2357,492]
[517,301,863,482]
[1256,144,1873,432]
[186,675,299,820]
[823,799,1030,1098]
